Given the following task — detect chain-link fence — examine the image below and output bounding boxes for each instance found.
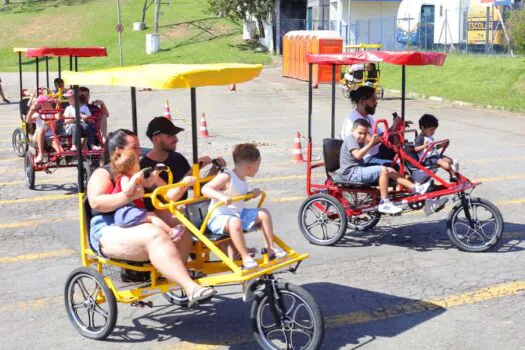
[341,4,523,54]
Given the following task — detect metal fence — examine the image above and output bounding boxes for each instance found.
[304,3,523,54]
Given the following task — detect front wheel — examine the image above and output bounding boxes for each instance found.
[298,193,348,246]
[12,127,28,157]
[64,267,118,340]
[447,197,504,252]
[24,153,35,189]
[251,282,324,350]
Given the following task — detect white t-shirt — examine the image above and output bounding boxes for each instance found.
[341,109,383,159]
[33,112,54,137]
[63,105,91,119]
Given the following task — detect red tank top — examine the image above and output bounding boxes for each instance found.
[112,176,145,208]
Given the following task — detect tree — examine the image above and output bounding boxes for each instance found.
[508,6,525,53]
[208,0,275,38]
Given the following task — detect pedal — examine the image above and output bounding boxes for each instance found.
[131,301,153,308]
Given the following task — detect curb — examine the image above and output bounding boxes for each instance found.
[386,89,508,111]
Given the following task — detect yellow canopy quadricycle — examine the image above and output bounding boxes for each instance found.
[63,63,324,349]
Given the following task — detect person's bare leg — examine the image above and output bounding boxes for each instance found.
[100,224,200,294]
[224,217,250,260]
[388,168,414,191]
[438,158,454,177]
[145,212,172,233]
[35,129,45,162]
[0,84,8,102]
[253,209,274,252]
[154,208,192,262]
[378,166,389,199]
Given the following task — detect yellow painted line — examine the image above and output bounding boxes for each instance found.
[0,148,13,152]
[0,131,12,135]
[496,198,525,206]
[0,249,75,264]
[0,217,73,230]
[157,279,525,349]
[0,193,76,205]
[0,177,76,187]
[0,157,20,163]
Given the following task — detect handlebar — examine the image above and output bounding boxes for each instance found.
[372,119,389,140]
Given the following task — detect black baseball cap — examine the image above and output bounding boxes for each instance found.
[146,117,184,139]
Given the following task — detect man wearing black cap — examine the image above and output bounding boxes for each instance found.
[140,117,225,215]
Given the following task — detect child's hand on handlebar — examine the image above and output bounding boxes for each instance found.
[370,134,382,145]
[249,188,261,198]
[182,176,196,186]
[219,194,232,206]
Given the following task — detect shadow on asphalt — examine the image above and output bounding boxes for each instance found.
[102,282,445,348]
[334,218,525,253]
[33,183,78,193]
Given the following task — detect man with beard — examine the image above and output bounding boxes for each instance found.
[340,86,401,165]
[140,117,225,225]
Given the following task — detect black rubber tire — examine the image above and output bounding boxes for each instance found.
[12,127,28,157]
[64,267,118,340]
[251,282,324,350]
[298,193,348,246]
[446,197,504,252]
[82,161,93,190]
[24,153,35,189]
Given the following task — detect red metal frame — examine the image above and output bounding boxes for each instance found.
[304,51,483,219]
[25,47,108,58]
[30,107,104,172]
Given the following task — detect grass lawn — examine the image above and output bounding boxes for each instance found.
[380,54,525,111]
[0,0,272,71]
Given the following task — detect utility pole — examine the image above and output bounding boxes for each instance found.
[154,0,160,34]
[117,0,124,66]
[275,0,281,54]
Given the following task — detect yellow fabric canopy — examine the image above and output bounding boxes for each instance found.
[63,63,263,89]
[13,48,29,53]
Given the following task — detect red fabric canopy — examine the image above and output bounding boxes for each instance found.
[306,51,447,66]
[25,47,108,58]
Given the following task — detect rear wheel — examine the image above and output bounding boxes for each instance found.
[447,197,504,252]
[64,267,117,340]
[343,192,381,231]
[24,153,35,189]
[251,282,324,350]
[298,193,347,246]
[12,127,28,157]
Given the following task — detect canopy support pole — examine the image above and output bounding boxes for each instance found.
[75,56,78,72]
[131,87,138,134]
[58,57,62,79]
[36,57,39,92]
[190,87,198,165]
[74,86,84,193]
[308,63,313,141]
[401,65,406,120]
[18,52,23,102]
[331,64,336,139]
[69,56,73,71]
[45,57,50,89]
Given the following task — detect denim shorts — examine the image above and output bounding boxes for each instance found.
[345,165,383,183]
[208,208,259,235]
[423,155,442,166]
[90,214,115,257]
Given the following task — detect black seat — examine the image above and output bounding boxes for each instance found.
[185,199,229,241]
[352,69,363,81]
[322,138,374,189]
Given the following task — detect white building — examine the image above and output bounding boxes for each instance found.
[308,0,402,49]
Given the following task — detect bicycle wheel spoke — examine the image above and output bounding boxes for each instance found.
[93,304,109,321]
[77,280,90,300]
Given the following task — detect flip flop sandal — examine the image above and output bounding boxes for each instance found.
[188,285,217,308]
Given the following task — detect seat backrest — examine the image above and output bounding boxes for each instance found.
[19,98,29,117]
[353,70,363,80]
[323,138,343,173]
[367,69,378,80]
[184,198,212,230]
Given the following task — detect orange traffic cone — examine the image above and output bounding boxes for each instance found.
[292,131,305,163]
[164,100,172,119]
[199,113,209,138]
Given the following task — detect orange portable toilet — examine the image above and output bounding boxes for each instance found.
[311,32,344,85]
[283,31,301,78]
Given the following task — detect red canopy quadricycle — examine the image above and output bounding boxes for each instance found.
[298,51,504,252]
[10,47,108,189]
